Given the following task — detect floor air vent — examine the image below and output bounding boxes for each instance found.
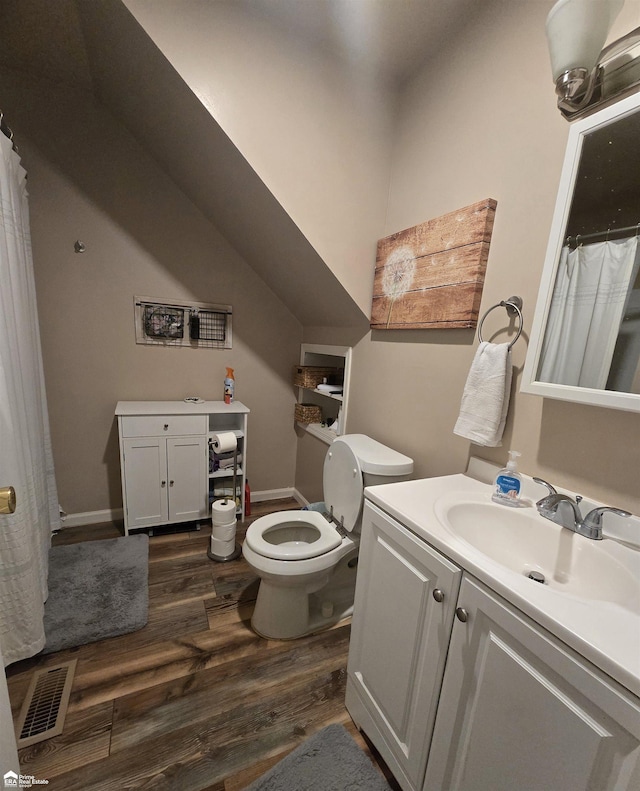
[16,659,77,748]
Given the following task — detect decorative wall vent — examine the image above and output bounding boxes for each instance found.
[134,295,233,349]
[15,659,77,748]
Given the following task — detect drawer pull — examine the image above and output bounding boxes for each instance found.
[455,607,469,623]
[432,588,445,603]
[164,423,169,431]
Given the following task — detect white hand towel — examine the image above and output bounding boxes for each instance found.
[453,341,512,447]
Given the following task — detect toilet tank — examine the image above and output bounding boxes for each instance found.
[323,434,413,534]
[338,434,413,487]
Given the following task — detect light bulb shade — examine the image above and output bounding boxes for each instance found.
[546,0,624,80]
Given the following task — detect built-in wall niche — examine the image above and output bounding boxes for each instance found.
[294,344,352,444]
[134,295,232,349]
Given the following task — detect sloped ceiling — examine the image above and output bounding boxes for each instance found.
[0,0,477,327]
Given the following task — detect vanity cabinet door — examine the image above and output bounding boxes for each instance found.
[122,436,169,529]
[122,435,207,531]
[424,575,640,791]
[166,435,208,523]
[346,501,462,791]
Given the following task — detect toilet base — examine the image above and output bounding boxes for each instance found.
[250,552,357,640]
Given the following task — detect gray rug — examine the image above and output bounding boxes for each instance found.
[246,724,392,791]
[43,534,149,654]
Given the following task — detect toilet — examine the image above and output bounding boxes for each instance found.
[242,434,413,639]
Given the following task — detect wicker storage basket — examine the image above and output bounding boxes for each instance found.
[293,365,338,389]
[294,403,322,424]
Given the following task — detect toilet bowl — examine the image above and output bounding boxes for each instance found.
[243,434,413,639]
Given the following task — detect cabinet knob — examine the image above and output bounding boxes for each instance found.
[169,480,174,487]
[163,423,169,430]
[432,588,445,603]
[161,480,166,487]
[455,607,469,623]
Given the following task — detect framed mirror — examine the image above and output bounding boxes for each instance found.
[522,90,640,412]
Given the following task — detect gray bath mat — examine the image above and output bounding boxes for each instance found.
[246,724,392,791]
[43,534,149,654]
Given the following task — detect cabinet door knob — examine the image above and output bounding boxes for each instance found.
[169,480,174,487]
[455,607,469,623]
[163,423,169,430]
[432,588,445,603]
[161,480,166,487]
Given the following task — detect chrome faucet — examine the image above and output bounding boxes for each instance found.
[533,478,631,540]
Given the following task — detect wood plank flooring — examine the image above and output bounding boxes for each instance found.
[6,500,400,790]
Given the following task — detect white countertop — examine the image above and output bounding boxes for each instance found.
[115,400,250,415]
[365,473,640,699]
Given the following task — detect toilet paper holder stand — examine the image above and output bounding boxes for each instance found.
[207,443,242,563]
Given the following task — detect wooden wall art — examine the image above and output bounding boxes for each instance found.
[370,198,497,330]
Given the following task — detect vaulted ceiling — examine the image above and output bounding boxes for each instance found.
[0,0,477,327]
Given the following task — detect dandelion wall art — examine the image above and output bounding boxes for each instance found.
[371,199,497,330]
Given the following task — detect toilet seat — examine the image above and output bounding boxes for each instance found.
[245,510,342,561]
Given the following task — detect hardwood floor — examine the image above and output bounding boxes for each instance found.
[6,500,399,790]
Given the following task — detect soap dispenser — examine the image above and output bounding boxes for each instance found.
[492,450,522,507]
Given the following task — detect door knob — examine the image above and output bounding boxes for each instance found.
[0,486,16,514]
[455,607,469,623]
[432,588,445,603]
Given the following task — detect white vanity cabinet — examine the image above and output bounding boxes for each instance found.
[424,575,640,791]
[345,502,462,791]
[346,501,640,791]
[116,401,249,535]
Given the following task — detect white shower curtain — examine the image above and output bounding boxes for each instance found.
[0,133,59,666]
[539,237,640,389]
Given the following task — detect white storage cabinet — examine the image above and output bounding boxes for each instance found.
[346,501,640,791]
[116,401,249,535]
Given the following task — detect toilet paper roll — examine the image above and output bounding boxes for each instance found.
[210,431,237,454]
[211,498,237,524]
[212,521,236,542]
[210,535,236,558]
[212,516,237,530]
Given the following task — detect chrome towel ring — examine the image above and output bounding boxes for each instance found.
[478,295,523,350]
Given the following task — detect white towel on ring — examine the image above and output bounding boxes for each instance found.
[453,341,512,447]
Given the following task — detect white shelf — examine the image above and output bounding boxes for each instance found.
[300,387,344,402]
[208,429,244,439]
[297,422,338,444]
[296,343,351,443]
[209,466,243,479]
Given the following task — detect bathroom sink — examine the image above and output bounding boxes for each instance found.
[435,498,640,612]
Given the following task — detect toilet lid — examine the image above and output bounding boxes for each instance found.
[323,439,363,533]
[244,510,342,560]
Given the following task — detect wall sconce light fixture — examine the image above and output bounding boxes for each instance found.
[546,0,640,119]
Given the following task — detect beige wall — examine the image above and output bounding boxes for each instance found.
[122,0,640,515]
[6,0,640,517]
[5,75,301,516]
[303,0,640,516]
[123,0,395,318]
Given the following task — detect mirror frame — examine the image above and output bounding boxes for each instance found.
[521,90,640,413]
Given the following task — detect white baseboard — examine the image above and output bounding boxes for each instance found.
[292,489,309,506]
[60,508,124,528]
[250,487,304,504]
[62,490,307,529]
